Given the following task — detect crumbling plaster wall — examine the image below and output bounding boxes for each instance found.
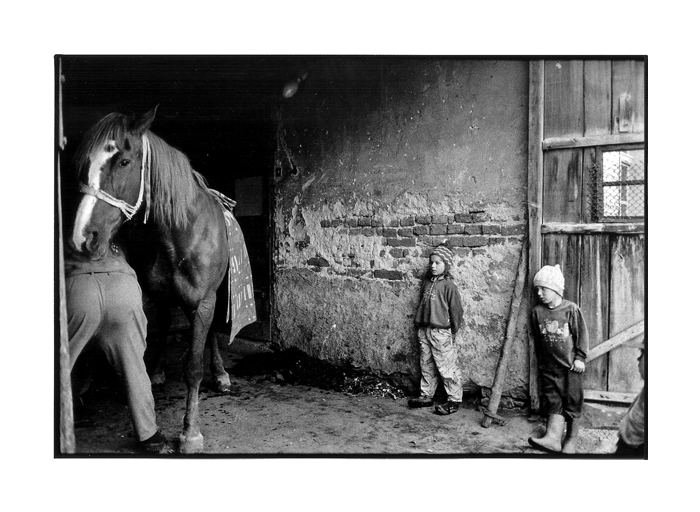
[273,59,530,399]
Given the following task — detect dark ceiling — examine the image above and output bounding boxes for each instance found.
[60,55,314,123]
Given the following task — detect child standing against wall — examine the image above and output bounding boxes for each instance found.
[409,243,464,415]
[528,264,589,453]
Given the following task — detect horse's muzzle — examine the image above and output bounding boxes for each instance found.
[81,231,106,259]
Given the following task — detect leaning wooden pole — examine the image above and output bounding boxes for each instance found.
[481,239,528,428]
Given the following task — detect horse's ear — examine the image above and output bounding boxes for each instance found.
[131,105,158,135]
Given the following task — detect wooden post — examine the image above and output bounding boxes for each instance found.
[481,240,528,427]
[527,60,545,413]
[57,57,75,454]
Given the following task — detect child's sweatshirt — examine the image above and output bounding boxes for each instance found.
[414,274,464,334]
[531,299,589,370]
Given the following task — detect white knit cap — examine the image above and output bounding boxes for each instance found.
[533,264,565,296]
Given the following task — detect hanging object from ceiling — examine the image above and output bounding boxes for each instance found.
[282,72,308,99]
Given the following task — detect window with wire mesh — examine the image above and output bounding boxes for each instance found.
[591,148,645,221]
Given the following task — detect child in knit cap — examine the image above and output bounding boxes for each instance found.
[528,264,589,453]
[409,242,464,415]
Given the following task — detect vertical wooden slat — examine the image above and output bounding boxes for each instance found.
[57,57,75,454]
[527,60,545,413]
[542,234,581,304]
[544,60,584,138]
[580,235,610,390]
[543,149,583,223]
[57,154,74,454]
[608,235,645,393]
[584,60,612,136]
[581,147,597,223]
[612,60,645,134]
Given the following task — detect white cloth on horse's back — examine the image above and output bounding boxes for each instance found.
[223,209,257,343]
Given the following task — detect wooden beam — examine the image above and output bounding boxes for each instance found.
[584,389,637,404]
[542,222,645,235]
[587,321,644,362]
[57,57,75,455]
[527,60,545,413]
[542,132,644,150]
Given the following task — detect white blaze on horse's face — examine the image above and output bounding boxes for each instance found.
[71,141,119,250]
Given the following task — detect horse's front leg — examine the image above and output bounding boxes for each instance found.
[179,294,215,454]
[209,331,231,393]
[149,305,171,386]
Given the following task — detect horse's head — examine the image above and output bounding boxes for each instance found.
[70,107,157,259]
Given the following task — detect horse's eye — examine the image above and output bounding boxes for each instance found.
[119,159,130,168]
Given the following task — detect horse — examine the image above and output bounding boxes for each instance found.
[69,107,256,453]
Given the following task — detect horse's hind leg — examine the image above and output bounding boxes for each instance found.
[179,294,215,454]
[208,331,231,393]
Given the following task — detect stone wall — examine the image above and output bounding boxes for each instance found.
[272,59,531,399]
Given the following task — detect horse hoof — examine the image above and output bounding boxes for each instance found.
[179,433,204,454]
[215,374,231,393]
[151,372,166,386]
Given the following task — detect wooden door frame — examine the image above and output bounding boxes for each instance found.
[56,56,75,454]
[526,60,544,411]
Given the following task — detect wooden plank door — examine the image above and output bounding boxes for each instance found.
[529,58,645,401]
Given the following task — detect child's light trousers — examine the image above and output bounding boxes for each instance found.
[417,327,463,403]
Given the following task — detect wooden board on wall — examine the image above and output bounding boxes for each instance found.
[544,60,584,139]
[543,149,583,223]
[612,60,645,134]
[608,234,645,393]
[579,235,610,390]
[581,147,597,223]
[584,60,612,136]
[542,234,581,305]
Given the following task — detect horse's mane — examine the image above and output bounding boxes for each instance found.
[147,131,209,229]
[75,112,210,229]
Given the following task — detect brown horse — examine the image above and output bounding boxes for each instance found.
[69,108,256,453]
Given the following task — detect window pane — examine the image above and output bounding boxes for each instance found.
[603,184,645,218]
[603,186,622,217]
[624,150,645,180]
[602,149,645,182]
[625,184,645,216]
[603,152,622,181]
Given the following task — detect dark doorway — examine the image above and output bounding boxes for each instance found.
[59,55,299,342]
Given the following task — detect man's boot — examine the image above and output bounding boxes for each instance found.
[562,416,581,454]
[528,413,565,453]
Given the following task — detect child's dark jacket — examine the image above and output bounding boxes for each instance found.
[531,299,589,370]
[414,275,464,334]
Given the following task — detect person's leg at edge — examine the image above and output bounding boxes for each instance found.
[97,272,158,442]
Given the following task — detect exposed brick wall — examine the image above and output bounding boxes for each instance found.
[306,211,525,281]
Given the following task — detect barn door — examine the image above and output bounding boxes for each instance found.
[528,59,645,404]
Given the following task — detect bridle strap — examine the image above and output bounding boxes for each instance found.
[80,135,151,223]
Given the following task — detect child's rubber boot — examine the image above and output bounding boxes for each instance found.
[562,416,581,454]
[528,413,564,453]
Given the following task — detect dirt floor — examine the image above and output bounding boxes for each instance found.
[72,337,625,456]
